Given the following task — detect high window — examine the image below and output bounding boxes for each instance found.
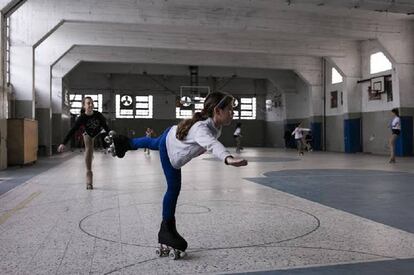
[331,67,343,84]
[370,52,392,74]
[116,94,153,119]
[175,96,205,119]
[233,97,256,120]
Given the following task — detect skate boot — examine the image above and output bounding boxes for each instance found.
[112,134,132,158]
[86,171,93,190]
[105,131,132,158]
[156,219,187,260]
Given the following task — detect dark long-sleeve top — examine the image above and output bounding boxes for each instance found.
[62,111,110,145]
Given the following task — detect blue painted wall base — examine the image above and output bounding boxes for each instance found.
[396,116,413,156]
[286,124,297,148]
[344,118,362,153]
[310,122,322,151]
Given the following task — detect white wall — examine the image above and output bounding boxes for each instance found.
[325,63,345,116]
[360,40,396,112]
[285,76,309,120]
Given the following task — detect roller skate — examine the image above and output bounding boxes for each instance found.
[86,171,93,190]
[156,219,187,260]
[104,130,132,158]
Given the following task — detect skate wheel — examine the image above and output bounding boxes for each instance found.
[104,136,112,144]
[108,145,116,157]
[179,251,186,258]
[169,250,179,260]
[157,244,170,257]
[107,147,115,156]
[155,248,161,257]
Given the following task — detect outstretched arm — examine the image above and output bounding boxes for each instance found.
[58,116,83,152]
[194,126,247,167]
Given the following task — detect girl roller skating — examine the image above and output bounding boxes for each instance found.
[291,122,311,155]
[57,96,110,190]
[107,92,248,259]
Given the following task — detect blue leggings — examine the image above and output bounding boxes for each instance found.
[129,128,181,221]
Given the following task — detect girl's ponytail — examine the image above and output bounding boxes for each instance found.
[176,110,209,140]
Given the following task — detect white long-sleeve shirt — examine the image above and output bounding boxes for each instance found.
[291,127,310,140]
[233,127,241,137]
[391,117,401,130]
[166,117,231,169]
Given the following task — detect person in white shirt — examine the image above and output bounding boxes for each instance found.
[233,122,242,153]
[291,122,311,155]
[108,92,248,256]
[389,108,401,163]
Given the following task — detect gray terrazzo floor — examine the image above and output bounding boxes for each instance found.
[1,148,414,274]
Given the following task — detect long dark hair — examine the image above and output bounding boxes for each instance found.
[391,108,399,117]
[176,92,233,140]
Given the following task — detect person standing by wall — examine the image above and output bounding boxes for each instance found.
[389,108,401,163]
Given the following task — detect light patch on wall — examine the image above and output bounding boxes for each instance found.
[370,52,392,74]
[331,67,343,84]
[135,95,153,119]
[116,94,153,119]
[239,97,256,120]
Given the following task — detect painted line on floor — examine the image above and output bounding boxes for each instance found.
[0,191,41,225]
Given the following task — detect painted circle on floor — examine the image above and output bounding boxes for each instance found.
[79,200,319,250]
[203,157,299,162]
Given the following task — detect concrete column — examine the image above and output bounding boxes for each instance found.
[51,76,62,150]
[296,66,324,150]
[0,14,7,169]
[327,43,363,153]
[308,85,323,150]
[378,23,414,155]
[308,85,323,117]
[34,59,52,155]
[264,79,286,147]
[395,63,414,155]
[11,46,34,118]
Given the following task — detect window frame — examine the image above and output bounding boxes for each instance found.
[116,94,153,119]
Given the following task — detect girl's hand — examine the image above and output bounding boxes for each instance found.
[57,144,66,153]
[226,156,248,167]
